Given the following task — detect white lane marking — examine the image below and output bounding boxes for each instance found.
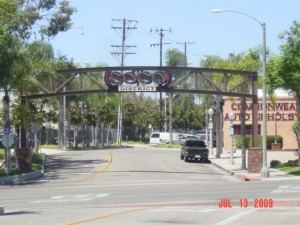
[87,179,219,186]
[150,207,218,213]
[214,209,256,225]
[31,193,109,203]
[272,185,300,193]
[27,179,227,191]
[189,176,214,179]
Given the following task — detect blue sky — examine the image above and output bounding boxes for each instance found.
[50,0,300,67]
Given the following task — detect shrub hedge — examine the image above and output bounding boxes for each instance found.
[270,159,298,168]
[235,135,283,149]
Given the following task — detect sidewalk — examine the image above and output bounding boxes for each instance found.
[209,150,299,181]
[0,148,65,185]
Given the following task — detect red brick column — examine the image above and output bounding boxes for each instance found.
[247,148,262,173]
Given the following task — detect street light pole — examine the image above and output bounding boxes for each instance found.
[208,108,214,156]
[228,112,235,165]
[205,109,209,145]
[212,9,269,177]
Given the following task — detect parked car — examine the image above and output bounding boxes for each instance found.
[179,134,199,144]
[180,139,209,162]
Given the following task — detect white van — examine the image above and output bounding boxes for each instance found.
[149,132,181,144]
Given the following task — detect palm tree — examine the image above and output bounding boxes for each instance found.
[200,51,261,166]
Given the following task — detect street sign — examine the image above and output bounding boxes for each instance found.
[1,134,14,147]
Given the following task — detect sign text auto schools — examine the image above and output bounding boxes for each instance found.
[224,102,297,121]
[104,70,171,91]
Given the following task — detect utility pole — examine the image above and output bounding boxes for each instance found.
[111,18,138,66]
[150,27,172,132]
[176,41,195,66]
[111,18,137,146]
[150,27,172,66]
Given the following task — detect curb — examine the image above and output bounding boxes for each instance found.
[234,173,261,182]
[0,154,46,185]
[210,160,233,175]
[210,161,261,182]
[0,171,43,185]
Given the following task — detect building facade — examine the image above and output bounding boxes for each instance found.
[223,96,297,151]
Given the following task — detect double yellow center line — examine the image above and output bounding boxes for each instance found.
[75,153,113,184]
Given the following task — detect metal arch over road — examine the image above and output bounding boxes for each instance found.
[23,66,257,99]
[21,66,258,146]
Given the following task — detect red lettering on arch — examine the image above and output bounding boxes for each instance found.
[231,103,238,111]
[288,113,295,120]
[289,103,296,111]
[276,103,283,110]
[246,103,252,111]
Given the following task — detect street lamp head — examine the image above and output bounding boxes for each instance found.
[211,9,225,13]
[228,112,235,121]
[208,108,214,116]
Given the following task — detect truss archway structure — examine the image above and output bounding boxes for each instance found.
[22,66,259,147]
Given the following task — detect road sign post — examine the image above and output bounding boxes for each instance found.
[2,134,14,175]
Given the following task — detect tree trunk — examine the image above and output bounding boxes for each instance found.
[3,91,11,174]
[101,122,104,148]
[67,105,72,149]
[20,96,27,148]
[169,93,173,144]
[106,124,111,146]
[74,126,78,148]
[241,97,247,170]
[58,96,64,149]
[3,91,11,134]
[215,96,223,158]
[6,91,32,172]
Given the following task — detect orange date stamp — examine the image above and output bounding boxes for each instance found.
[218,198,274,208]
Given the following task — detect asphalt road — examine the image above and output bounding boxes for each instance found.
[0,145,299,225]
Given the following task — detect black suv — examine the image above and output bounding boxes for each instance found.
[180,139,209,162]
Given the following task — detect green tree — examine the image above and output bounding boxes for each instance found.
[172,94,204,133]
[98,98,117,145]
[0,0,75,135]
[267,21,300,165]
[0,0,75,171]
[165,48,186,67]
[0,35,29,134]
[69,100,83,148]
[122,94,160,141]
[164,48,193,142]
[200,51,261,165]
[1,0,76,133]
[1,0,76,41]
